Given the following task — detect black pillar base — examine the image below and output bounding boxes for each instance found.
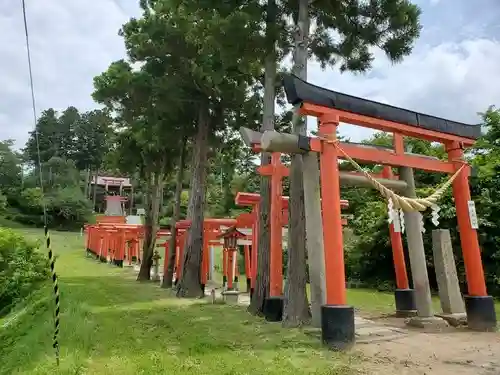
[113,259,123,267]
[465,295,497,331]
[131,256,138,262]
[174,278,179,286]
[201,284,205,295]
[250,288,254,299]
[321,305,355,351]
[394,289,417,317]
[99,256,107,263]
[222,275,227,289]
[263,296,284,322]
[246,278,251,293]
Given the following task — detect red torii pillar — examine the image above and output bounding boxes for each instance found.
[447,142,495,330]
[235,212,256,292]
[235,192,289,299]
[258,153,289,318]
[235,191,349,308]
[381,166,416,316]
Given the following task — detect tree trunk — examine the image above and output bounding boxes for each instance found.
[282,0,311,326]
[162,135,188,289]
[177,101,209,298]
[137,172,163,281]
[248,0,277,315]
[92,168,99,212]
[84,166,91,198]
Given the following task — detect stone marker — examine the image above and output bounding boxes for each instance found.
[222,290,239,304]
[432,229,467,326]
[400,167,448,330]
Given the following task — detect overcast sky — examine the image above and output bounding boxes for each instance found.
[1,0,499,149]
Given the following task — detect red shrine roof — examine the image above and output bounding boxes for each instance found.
[91,176,132,187]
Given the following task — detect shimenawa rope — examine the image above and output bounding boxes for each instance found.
[317,133,465,212]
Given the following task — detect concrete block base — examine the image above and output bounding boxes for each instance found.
[394,289,417,317]
[465,295,497,331]
[435,313,467,327]
[321,305,355,351]
[405,316,449,331]
[263,296,284,322]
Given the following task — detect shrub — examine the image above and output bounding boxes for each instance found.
[13,187,92,229]
[0,229,50,316]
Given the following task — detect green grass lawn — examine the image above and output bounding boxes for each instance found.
[210,244,500,320]
[1,228,499,375]
[0,229,360,375]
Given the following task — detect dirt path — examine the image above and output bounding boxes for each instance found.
[201,285,500,374]
[154,279,500,374]
[356,317,500,375]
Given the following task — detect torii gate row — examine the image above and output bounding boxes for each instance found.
[171,218,237,289]
[167,215,289,291]
[240,131,416,317]
[235,191,349,297]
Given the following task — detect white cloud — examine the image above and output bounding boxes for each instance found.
[0,0,499,150]
[0,0,139,149]
[306,38,500,141]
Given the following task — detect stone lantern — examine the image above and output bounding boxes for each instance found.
[218,226,246,303]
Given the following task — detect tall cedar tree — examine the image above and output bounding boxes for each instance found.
[93,59,185,280]
[122,0,263,296]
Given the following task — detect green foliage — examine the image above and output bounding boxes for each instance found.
[0,229,50,316]
[10,186,91,229]
[0,140,22,193]
[307,0,422,71]
[0,192,6,213]
[72,109,114,170]
[46,187,93,229]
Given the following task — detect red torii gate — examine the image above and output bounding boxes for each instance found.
[244,73,496,348]
[172,218,236,291]
[235,191,349,298]
[235,192,289,296]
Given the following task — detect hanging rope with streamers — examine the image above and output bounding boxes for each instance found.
[21,0,60,366]
[317,133,465,212]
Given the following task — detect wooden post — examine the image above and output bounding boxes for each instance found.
[227,249,234,290]
[175,233,186,283]
[303,148,326,328]
[270,153,284,296]
[201,227,209,291]
[250,204,259,293]
[400,166,434,319]
[244,245,251,292]
[222,247,228,289]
